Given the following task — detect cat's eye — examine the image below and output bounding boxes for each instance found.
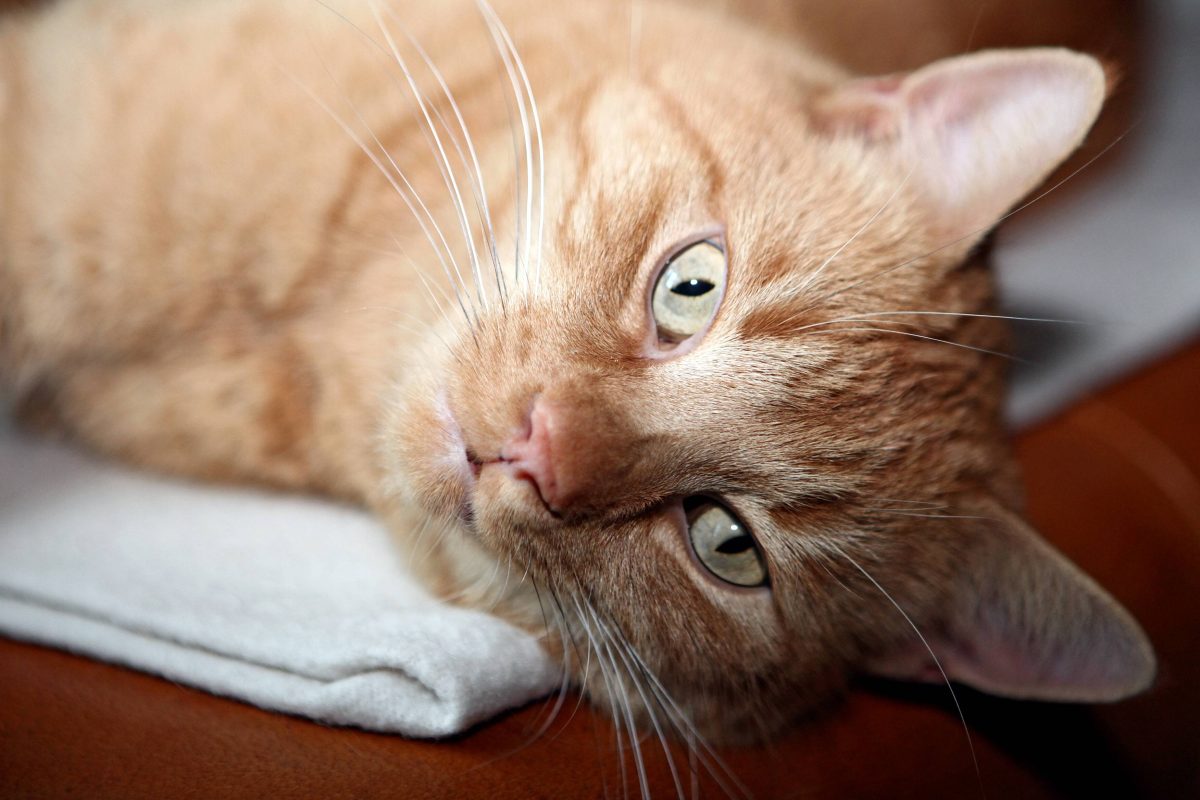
[651,239,727,345]
[685,498,767,588]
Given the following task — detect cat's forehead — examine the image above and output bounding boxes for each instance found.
[559,73,933,277]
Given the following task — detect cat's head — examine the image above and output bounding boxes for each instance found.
[383,12,1154,743]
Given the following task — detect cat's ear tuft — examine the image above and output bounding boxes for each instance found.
[812,49,1108,240]
[866,509,1156,703]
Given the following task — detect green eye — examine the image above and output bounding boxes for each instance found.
[651,239,726,344]
[686,499,767,587]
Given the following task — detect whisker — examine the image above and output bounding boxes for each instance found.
[841,310,1088,325]
[837,550,986,799]
[304,3,479,331]
[494,4,545,290]
[281,64,478,336]
[367,0,490,313]
[586,601,751,800]
[796,164,916,294]
[584,600,686,800]
[803,325,1023,362]
[861,508,995,521]
[774,310,1082,344]
[379,7,509,309]
[575,599,634,799]
[477,1,544,290]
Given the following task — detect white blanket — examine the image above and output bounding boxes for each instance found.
[0,425,559,736]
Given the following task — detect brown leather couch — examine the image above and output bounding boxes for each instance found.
[4,340,1198,799]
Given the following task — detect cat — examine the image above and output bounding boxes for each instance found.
[0,0,1155,748]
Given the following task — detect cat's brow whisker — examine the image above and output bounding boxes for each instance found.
[847,310,1089,325]
[476,1,544,291]
[837,550,986,799]
[784,310,1083,343]
[797,163,916,295]
[379,7,509,311]
[862,508,995,521]
[804,325,1023,362]
[813,127,1133,307]
[367,1,491,315]
[871,498,948,509]
[303,5,479,320]
[790,315,922,335]
[282,64,478,335]
[808,540,861,599]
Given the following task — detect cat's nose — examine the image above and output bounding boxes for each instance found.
[499,395,564,513]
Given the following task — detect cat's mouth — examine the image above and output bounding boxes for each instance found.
[463,446,563,521]
[464,447,484,480]
[441,403,560,535]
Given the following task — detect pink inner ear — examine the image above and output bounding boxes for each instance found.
[866,522,1155,703]
[871,616,1150,703]
[810,49,1107,239]
[866,626,1083,698]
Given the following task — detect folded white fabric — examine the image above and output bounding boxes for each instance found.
[0,425,559,737]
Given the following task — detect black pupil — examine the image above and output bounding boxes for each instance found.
[670,278,714,297]
[714,534,754,555]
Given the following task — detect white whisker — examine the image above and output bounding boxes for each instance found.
[305,2,478,329]
[846,310,1086,325]
[837,550,985,797]
[381,7,509,308]
[804,325,1021,361]
[584,600,686,800]
[476,1,543,291]
[797,164,915,294]
[585,600,751,800]
[367,0,490,312]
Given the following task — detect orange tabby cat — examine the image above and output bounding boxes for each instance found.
[0,0,1154,744]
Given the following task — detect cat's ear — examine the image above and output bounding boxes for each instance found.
[812,49,1108,240]
[866,508,1156,702]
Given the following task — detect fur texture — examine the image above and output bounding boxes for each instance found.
[0,0,1154,745]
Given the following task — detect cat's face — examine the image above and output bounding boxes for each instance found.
[384,28,1154,742]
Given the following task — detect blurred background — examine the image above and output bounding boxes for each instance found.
[996,0,1199,424]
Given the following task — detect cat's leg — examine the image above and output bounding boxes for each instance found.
[19,335,378,502]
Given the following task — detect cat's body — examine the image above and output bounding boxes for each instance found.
[0,0,1155,744]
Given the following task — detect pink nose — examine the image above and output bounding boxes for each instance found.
[500,396,562,512]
